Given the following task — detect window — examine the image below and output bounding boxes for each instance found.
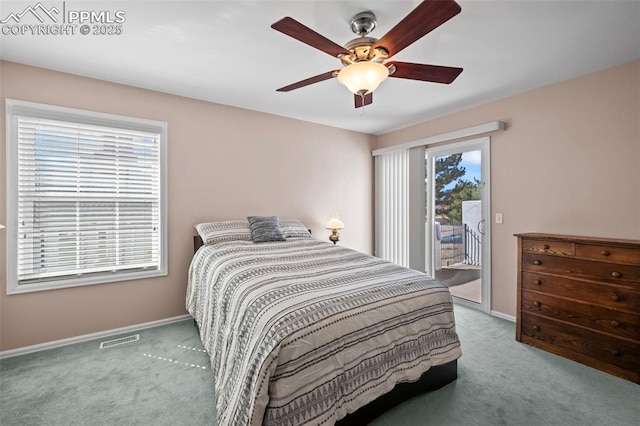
[6,100,167,294]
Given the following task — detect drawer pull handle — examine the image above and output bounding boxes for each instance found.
[612,350,621,357]
[533,260,542,265]
[532,325,540,332]
[600,250,610,256]
[611,293,621,302]
[542,244,550,250]
[611,271,621,278]
[610,321,620,328]
[533,279,542,285]
[533,301,541,307]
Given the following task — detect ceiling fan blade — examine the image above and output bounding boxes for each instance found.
[388,62,463,84]
[373,0,461,59]
[271,17,351,58]
[276,70,339,92]
[354,92,373,108]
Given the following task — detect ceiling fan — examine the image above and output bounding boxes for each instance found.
[271,0,463,108]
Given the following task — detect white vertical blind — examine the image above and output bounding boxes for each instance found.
[408,146,426,272]
[375,149,410,267]
[15,115,162,284]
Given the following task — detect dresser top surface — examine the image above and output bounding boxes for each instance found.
[514,233,640,247]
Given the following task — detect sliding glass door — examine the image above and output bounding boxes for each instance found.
[425,138,491,312]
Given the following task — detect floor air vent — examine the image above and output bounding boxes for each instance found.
[99,334,140,349]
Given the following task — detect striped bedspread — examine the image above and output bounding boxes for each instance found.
[187,239,462,426]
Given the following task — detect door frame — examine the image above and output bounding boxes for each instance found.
[425,137,491,313]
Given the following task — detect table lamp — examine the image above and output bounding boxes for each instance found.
[325,216,344,245]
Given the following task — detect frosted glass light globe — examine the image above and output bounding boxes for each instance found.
[337,62,389,95]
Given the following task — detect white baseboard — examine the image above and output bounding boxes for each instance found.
[0,314,192,359]
[491,310,516,322]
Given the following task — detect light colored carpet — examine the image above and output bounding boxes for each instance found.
[0,321,215,425]
[1,305,638,425]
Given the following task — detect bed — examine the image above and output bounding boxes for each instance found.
[187,219,462,425]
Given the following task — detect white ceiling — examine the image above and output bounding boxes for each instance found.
[1,0,639,135]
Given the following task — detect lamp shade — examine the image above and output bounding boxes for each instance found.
[337,61,389,95]
[325,217,345,230]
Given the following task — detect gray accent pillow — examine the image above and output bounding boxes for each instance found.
[247,216,286,243]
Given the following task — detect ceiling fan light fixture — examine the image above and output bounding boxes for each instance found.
[271,0,463,107]
[337,61,389,95]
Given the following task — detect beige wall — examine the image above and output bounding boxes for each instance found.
[2,59,638,351]
[376,60,640,317]
[0,61,374,351]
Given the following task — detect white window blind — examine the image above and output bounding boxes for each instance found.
[375,150,410,267]
[374,147,426,271]
[6,100,167,293]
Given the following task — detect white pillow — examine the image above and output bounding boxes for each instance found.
[195,220,252,245]
[280,219,312,238]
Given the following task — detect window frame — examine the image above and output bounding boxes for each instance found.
[5,99,168,294]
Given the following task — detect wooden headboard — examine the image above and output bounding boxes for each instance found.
[194,235,204,253]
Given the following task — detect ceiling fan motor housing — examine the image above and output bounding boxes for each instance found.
[350,11,377,36]
[341,37,387,65]
[341,12,389,65]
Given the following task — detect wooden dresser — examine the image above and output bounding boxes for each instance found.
[515,233,640,383]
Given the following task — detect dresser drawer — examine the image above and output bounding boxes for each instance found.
[522,239,573,256]
[522,252,640,284]
[521,290,639,340]
[522,272,640,311]
[575,243,640,265]
[521,313,640,372]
